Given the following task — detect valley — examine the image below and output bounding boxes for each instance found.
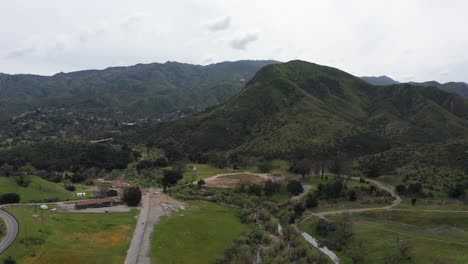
[0,60,467,264]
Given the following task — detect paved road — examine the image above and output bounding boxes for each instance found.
[125,192,164,264]
[0,206,19,255]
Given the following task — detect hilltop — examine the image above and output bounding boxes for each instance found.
[137,60,468,160]
[0,60,279,118]
[360,75,468,98]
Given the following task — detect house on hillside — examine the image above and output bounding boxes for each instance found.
[75,197,114,209]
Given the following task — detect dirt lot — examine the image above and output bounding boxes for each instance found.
[203,172,279,188]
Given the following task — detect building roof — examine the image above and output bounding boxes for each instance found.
[75,197,114,206]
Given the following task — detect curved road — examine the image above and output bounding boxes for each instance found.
[0,205,19,255]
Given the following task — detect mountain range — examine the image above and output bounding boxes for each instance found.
[0,60,278,118]
[360,75,468,98]
[137,60,468,160]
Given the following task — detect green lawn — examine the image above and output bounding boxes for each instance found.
[0,176,76,202]
[301,210,468,263]
[2,206,137,264]
[151,200,250,264]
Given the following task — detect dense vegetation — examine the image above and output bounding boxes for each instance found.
[0,60,277,119]
[0,141,134,171]
[127,60,467,163]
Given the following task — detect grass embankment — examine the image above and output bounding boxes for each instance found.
[0,217,5,240]
[301,210,468,263]
[0,176,75,202]
[151,200,250,264]
[2,206,137,264]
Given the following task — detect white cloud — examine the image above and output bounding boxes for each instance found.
[230,33,259,50]
[206,16,231,32]
[0,0,467,82]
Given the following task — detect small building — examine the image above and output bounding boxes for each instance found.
[270,171,283,178]
[75,198,114,209]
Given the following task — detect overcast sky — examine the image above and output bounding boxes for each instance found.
[1,0,467,83]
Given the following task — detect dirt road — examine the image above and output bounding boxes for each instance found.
[297,176,402,264]
[124,190,185,264]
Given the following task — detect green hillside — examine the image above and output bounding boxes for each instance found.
[0,175,74,202]
[0,60,277,118]
[136,60,468,160]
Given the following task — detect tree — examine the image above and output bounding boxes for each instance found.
[293,202,305,217]
[15,175,31,187]
[123,187,142,206]
[0,163,14,177]
[172,161,186,174]
[395,184,406,195]
[263,180,281,196]
[154,157,169,167]
[448,183,465,198]
[162,170,183,188]
[407,183,422,194]
[345,240,367,264]
[305,193,318,208]
[18,163,36,175]
[0,193,20,204]
[258,160,272,173]
[197,179,206,188]
[65,185,76,192]
[290,159,313,180]
[287,180,304,196]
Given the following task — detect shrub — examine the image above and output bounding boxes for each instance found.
[65,185,76,192]
[123,187,142,206]
[395,184,406,195]
[348,190,357,201]
[0,193,20,204]
[15,176,31,187]
[305,193,318,208]
[287,180,304,196]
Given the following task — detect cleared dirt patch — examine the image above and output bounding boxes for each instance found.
[204,173,267,188]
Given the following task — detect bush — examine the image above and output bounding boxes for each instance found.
[154,157,169,167]
[287,180,304,196]
[348,190,357,201]
[448,183,465,198]
[0,193,20,204]
[305,193,318,208]
[123,187,142,206]
[395,184,406,195]
[15,176,30,187]
[162,170,183,187]
[65,185,76,192]
[408,183,422,194]
[70,174,85,183]
[258,160,272,173]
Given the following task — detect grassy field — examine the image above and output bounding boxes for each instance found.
[0,176,76,202]
[151,200,250,264]
[181,163,239,184]
[301,210,468,263]
[2,206,137,264]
